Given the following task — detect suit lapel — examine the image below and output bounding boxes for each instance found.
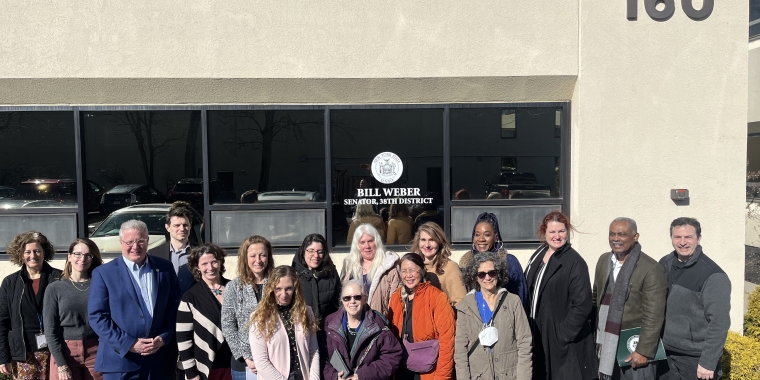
[116,257,143,308]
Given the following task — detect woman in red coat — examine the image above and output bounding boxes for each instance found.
[388,253,455,380]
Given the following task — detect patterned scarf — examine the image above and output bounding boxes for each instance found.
[596,243,641,379]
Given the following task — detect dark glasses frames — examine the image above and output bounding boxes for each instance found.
[477,270,498,279]
[341,295,363,302]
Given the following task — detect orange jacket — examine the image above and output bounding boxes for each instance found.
[388,281,455,380]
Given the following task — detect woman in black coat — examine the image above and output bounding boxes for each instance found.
[0,231,62,379]
[524,212,597,380]
[291,233,341,321]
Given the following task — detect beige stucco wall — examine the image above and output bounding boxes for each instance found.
[0,0,578,105]
[0,0,749,332]
[571,0,748,332]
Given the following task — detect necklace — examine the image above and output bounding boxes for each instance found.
[69,279,90,292]
[209,284,223,296]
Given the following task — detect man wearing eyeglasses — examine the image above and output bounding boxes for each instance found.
[88,219,181,380]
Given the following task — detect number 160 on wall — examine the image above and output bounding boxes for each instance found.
[628,0,714,21]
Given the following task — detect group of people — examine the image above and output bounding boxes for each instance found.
[0,200,731,380]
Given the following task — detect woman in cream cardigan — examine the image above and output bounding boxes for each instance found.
[249,265,320,380]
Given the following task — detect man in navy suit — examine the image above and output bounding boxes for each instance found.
[89,219,180,380]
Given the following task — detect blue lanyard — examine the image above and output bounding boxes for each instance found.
[37,312,43,332]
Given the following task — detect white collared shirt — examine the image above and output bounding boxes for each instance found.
[610,254,624,282]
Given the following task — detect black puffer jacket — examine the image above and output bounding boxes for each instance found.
[291,257,341,321]
[0,263,62,363]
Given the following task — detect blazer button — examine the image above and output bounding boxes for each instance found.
[494,358,498,362]
[140,315,144,319]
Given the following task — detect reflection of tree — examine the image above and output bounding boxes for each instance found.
[218,111,348,192]
[185,112,201,178]
[99,167,126,187]
[101,112,186,188]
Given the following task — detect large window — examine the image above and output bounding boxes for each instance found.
[450,107,562,200]
[81,111,202,251]
[208,110,326,204]
[330,109,444,246]
[0,111,78,250]
[0,104,567,252]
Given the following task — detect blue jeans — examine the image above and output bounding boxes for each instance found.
[231,368,247,380]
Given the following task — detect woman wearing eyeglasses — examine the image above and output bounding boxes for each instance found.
[43,238,104,380]
[388,253,455,380]
[454,252,532,380]
[291,234,341,321]
[0,231,63,379]
[322,280,402,380]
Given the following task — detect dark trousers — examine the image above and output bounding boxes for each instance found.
[660,353,722,380]
[102,367,153,380]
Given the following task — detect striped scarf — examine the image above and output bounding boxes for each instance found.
[596,244,641,380]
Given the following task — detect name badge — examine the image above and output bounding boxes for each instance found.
[35,333,47,349]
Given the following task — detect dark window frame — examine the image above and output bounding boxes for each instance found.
[0,102,570,251]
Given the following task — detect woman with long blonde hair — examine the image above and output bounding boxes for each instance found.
[249,266,320,380]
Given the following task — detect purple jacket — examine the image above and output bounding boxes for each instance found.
[322,305,402,380]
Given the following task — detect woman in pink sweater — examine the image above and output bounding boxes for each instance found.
[249,266,320,380]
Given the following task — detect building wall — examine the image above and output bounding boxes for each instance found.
[0,1,749,331]
[573,0,747,332]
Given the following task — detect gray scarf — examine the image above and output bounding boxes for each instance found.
[596,243,641,379]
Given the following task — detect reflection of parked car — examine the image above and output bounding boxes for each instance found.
[748,182,760,199]
[0,199,76,209]
[100,184,166,214]
[12,179,105,212]
[0,186,15,199]
[485,172,552,199]
[167,178,236,211]
[257,191,322,204]
[89,204,203,254]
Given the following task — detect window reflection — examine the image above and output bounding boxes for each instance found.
[82,111,201,232]
[208,110,326,204]
[450,107,562,200]
[330,109,444,246]
[0,112,77,210]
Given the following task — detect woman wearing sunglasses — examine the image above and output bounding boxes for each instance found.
[322,280,402,380]
[454,252,532,380]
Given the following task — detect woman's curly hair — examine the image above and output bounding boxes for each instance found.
[462,251,509,292]
[7,231,55,267]
[249,265,319,341]
[187,244,227,282]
